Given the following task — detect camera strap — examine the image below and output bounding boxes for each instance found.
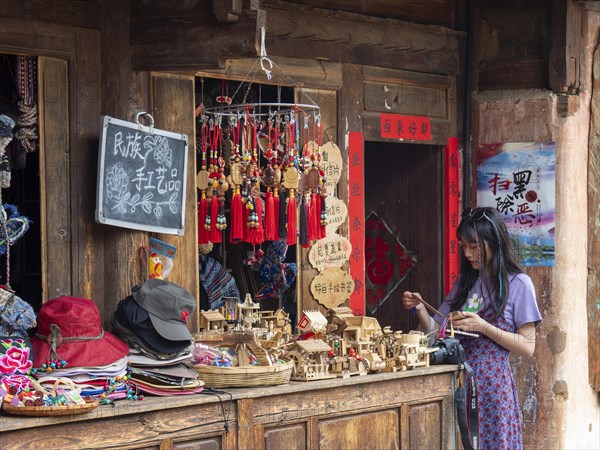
[455,361,479,450]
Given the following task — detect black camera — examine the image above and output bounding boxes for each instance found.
[429,337,465,366]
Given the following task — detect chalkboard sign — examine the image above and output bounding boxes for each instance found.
[96,114,189,235]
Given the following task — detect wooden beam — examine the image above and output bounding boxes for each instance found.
[263,1,463,76]
[479,60,548,90]
[213,0,243,23]
[292,0,458,28]
[130,0,264,71]
[588,40,600,393]
[549,0,582,94]
[197,56,343,90]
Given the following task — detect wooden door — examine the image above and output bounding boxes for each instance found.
[38,56,72,300]
[364,141,443,332]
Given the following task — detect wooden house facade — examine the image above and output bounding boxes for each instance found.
[0,1,598,449]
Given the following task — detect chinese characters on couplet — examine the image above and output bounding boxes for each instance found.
[380,113,431,141]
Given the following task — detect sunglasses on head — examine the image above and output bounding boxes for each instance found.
[461,208,488,221]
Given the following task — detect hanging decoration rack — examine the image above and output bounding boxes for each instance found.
[204,103,320,118]
[196,27,328,252]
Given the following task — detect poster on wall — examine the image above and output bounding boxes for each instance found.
[476,142,555,266]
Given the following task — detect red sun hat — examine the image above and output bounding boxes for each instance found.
[31,296,128,368]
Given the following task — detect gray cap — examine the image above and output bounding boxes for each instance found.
[132,278,196,342]
[0,114,15,138]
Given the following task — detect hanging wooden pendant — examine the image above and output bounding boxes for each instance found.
[229,162,244,187]
[282,167,300,190]
[262,165,281,189]
[196,169,210,191]
[306,167,321,191]
[223,139,234,165]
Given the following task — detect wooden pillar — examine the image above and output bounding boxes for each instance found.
[151,73,199,324]
[336,64,365,312]
[101,0,151,323]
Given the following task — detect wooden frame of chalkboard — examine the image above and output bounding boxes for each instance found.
[95,115,189,236]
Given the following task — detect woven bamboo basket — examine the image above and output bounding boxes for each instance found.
[1,398,99,417]
[192,361,294,388]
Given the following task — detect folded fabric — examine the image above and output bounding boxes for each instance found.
[40,356,129,378]
[127,350,192,367]
[199,256,240,310]
[133,378,204,396]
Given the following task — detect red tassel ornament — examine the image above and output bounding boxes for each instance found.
[286,189,297,246]
[247,197,265,245]
[273,188,280,240]
[264,189,277,241]
[230,187,244,243]
[308,192,319,241]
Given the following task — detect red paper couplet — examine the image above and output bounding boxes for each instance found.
[379,113,431,141]
[444,137,460,295]
[348,131,365,315]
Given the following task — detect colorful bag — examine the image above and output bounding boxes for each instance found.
[0,286,36,339]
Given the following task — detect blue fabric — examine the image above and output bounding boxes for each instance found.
[255,239,297,300]
[0,288,36,339]
[199,256,240,310]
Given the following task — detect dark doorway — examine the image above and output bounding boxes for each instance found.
[0,54,42,312]
[364,141,443,332]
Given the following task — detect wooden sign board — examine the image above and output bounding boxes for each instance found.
[308,234,352,272]
[310,267,355,309]
[96,115,189,235]
[320,142,343,192]
[325,196,348,235]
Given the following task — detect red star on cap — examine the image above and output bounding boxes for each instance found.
[181,309,189,322]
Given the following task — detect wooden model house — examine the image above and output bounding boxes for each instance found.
[286,339,335,381]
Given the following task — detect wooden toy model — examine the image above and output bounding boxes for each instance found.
[353,340,387,372]
[285,339,336,381]
[400,332,430,369]
[235,293,261,330]
[199,309,228,331]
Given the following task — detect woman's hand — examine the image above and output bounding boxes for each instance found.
[451,311,488,334]
[402,291,424,312]
[453,312,537,357]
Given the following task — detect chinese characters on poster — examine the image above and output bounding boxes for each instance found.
[476,142,555,266]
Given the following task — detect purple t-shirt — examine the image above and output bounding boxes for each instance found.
[434,273,542,330]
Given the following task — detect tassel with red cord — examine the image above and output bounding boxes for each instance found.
[299,194,309,247]
[209,193,222,243]
[278,188,288,239]
[286,189,297,246]
[308,192,319,241]
[247,196,265,245]
[230,187,244,243]
[198,192,209,244]
[264,188,277,241]
[273,188,280,240]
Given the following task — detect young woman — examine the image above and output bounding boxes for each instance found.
[402,207,542,450]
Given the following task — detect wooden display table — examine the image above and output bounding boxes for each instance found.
[0,365,457,449]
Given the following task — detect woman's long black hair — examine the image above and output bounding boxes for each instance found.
[450,207,523,318]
